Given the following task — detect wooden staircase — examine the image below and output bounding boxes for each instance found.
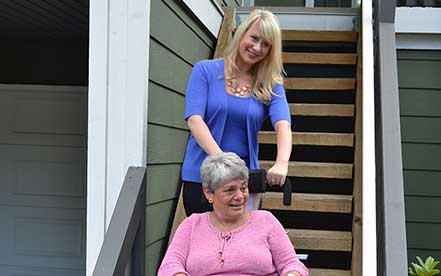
[170,8,362,276]
[256,27,362,276]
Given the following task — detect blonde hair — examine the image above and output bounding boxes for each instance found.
[223,9,283,104]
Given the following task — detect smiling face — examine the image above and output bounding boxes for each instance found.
[204,178,249,222]
[237,20,272,69]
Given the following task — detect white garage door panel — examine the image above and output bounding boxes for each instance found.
[0,265,84,276]
[0,145,86,208]
[0,87,87,147]
[0,206,85,269]
[0,84,86,275]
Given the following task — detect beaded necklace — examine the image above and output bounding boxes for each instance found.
[226,79,252,97]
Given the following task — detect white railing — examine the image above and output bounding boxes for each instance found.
[362,0,377,274]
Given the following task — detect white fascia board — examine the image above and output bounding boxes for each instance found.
[395,8,441,50]
[87,0,150,275]
[183,0,223,37]
[396,33,441,50]
[396,7,441,34]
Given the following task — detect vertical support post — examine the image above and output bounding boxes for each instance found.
[87,0,150,275]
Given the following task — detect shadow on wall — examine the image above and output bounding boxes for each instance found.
[0,39,88,86]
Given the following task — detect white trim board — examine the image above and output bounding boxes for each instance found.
[183,0,223,37]
[396,33,441,50]
[86,0,150,275]
[396,7,441,34]
[395,8,441,50]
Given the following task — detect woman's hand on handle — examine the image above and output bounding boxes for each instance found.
[267,160,288,186]
[187,115,222,156]
[267,120,292,186]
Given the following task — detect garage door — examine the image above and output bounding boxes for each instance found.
[0,85,87,275]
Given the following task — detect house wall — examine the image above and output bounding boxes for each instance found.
[146,0,235,273]
[397,49,441,263]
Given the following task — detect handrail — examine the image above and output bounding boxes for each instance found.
[92,166,146,276]
[350,12,362,276]
[361,0,377,274]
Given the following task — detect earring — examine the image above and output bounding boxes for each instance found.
[208,198,213,204]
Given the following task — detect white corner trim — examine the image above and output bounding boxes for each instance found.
[86,0,150,275]
[396,7,441,34]
[183,0,223,37]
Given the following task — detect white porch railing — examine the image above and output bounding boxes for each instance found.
[362,0,377,274]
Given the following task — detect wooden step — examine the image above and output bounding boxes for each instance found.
[259,161,353,179]
[289,103,354,117]
[283,52,356,65]
[282,30,357,42]
[309,269,351,276]
[261,192,352,213]
[288,229,352,251]
[285,78,356,90]
[259,131,354,147]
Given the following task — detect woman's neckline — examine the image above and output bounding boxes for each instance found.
[207,211,254,234]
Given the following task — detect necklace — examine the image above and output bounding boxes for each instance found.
[226,79,251,97]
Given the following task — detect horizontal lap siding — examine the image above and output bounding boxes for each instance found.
[398,50,441,264]
[146,0,217,273]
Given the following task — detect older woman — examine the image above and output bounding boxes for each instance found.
[182,9,292,215]
[159,153,308,276]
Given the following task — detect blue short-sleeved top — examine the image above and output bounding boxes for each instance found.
[182,59,291,183]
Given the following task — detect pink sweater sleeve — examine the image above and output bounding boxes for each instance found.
[157,217,192,276]
[266,213,309,276]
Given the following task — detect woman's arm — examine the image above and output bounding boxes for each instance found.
[157,219,192,276]
[187,115,222,156]
[267,119,292,186]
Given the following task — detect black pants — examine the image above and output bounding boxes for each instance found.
[183,181,213,216]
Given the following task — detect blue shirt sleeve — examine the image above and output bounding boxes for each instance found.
[184,61,209,120]
[269,83,291,126]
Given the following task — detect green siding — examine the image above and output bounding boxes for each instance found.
[146,0,223,273]
[398,50,441,264]
[146,200,177,246]
[148,81,187,129]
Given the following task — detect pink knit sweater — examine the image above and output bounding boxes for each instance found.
[158,210,308,276]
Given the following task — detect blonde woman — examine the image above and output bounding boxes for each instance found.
[182,9,292,215]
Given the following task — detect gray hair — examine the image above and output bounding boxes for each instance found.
[200,152,249,192]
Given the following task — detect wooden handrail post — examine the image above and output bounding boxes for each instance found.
[213,7,236,59]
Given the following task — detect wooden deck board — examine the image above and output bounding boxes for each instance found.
[261,192,352,213]
[282,30,357,42]
[289,103,354,117]
[259,161,353,179]
[285,78,356,90]
[259,131,354,147]
[288,229,352,251]
[283,52,356,65]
